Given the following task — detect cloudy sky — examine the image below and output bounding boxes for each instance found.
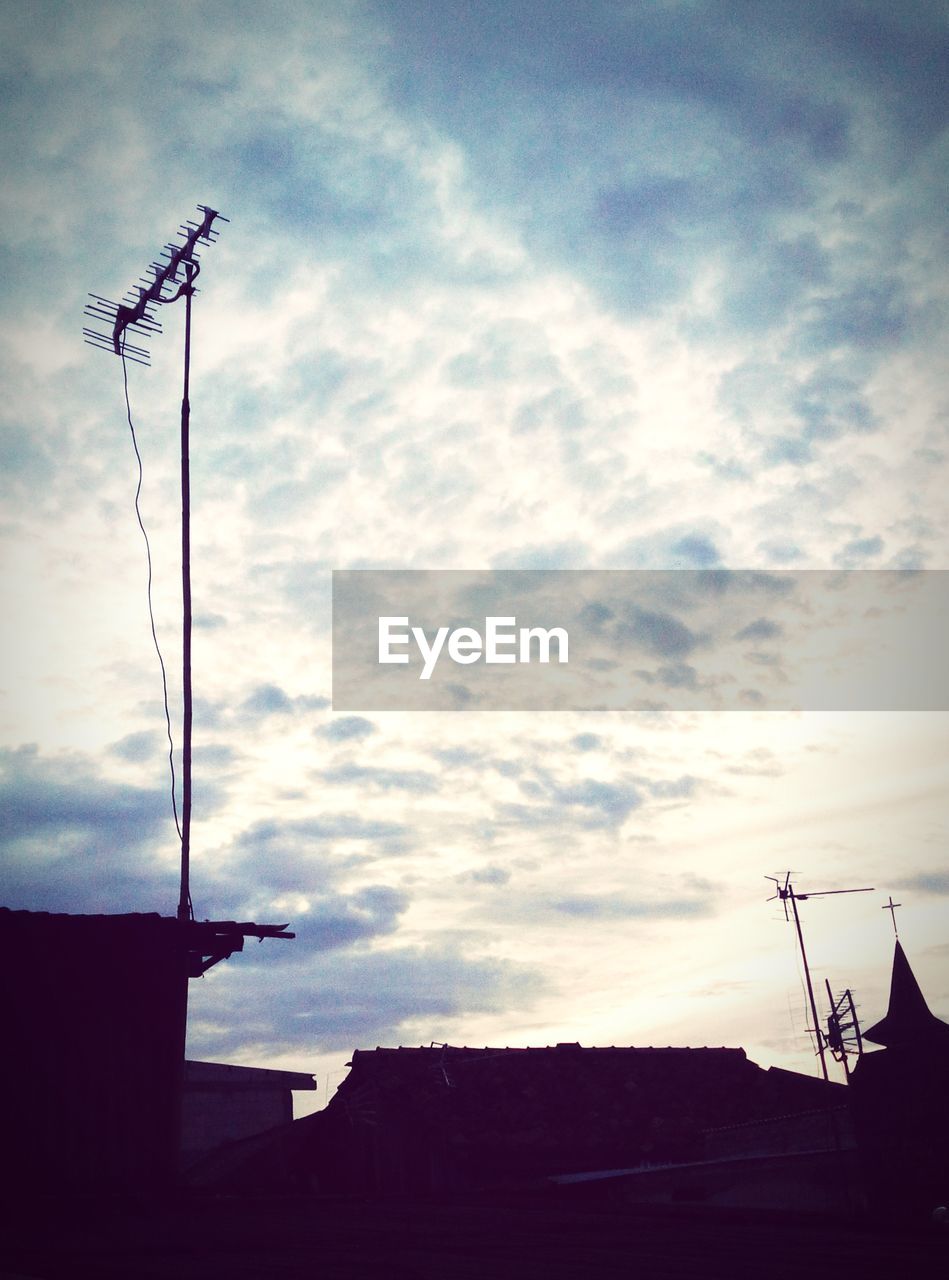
[1,1,947,1111]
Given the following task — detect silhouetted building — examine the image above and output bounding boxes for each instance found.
[181,1060,316,1167]
[0,907,292,1195]
[0,908,186,1194]
[187,1042,844,1196]
[850,940,949,1221]
[551,1105,861,1216]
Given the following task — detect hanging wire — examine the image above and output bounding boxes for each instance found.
[121,347,183,847]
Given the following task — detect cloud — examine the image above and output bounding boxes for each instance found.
[194,612,227,631]
[763,436,814,468]
[803,280,912,353]
[644,662,703,692]
[246,885,411,960]
[0,746,180,912]
[549,778,641,819]
[647,775,700,801]
[757,541,805,564]
[616,606,699,660]
[498,771,643,832]
[669,534,720,568]
[294,885,408,950]
[240,683,295,717]
[231,814,412,869]
[611,530,730,571]
[431,746,486,768]
[0,415,54,495]
[321,763,438,794]
[317,716,379,742]
[371,0,944,377]
[551,892,714,922]
[188,942,546,1056]
[893,872,949,897]
[0,746,168,849]
[735,618,784,643]
[238,684,331,723]
[184,813,417,924]
[490,540,590,570]
[108,730,162,763]
[720,357,883,473]
[192,744,239,768]
[465,865,511,886]
[835,535,884,566]
[726,749,783,778]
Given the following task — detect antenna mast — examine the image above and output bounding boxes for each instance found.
[84,205,228,922]
[824,981,864,1081]
[766,873,874,1080]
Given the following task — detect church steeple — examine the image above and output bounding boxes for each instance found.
[863,940,949,1049]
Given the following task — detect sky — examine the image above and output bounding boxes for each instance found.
[1,0,947,1113]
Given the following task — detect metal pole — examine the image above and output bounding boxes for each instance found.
[789,885,828,1081]
[177,259,195,924]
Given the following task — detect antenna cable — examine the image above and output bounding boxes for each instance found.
[121,348,183,847]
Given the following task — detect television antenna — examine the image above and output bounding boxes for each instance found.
[824,981,864,1082]
[84,205,228,923]
[766,873,874,1080]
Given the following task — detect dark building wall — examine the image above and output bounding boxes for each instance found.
[0,908,187,1195]
[310,1046,847,1197]
[850,1046,949,1222]
[704,1104,855,1160]
[848,941,949,1222]
[181,1060,316,1166]
[177,1048,851,1198]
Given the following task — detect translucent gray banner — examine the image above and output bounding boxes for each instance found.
[332,570,948,711]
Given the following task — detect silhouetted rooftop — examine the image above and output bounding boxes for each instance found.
[187,1040,844,1196]
[862,940,949,1049]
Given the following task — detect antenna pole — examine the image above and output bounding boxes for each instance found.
[767,875,873,1082]
[177,259,195,924]
[84,204,228,924]
[788,884,829,1081]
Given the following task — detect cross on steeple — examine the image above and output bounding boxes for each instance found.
[883,895,901,937]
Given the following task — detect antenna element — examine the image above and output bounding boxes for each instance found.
[766,874,874,1081]
[84,205,227,922]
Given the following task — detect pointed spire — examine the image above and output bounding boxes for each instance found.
[863,941,949,1048]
